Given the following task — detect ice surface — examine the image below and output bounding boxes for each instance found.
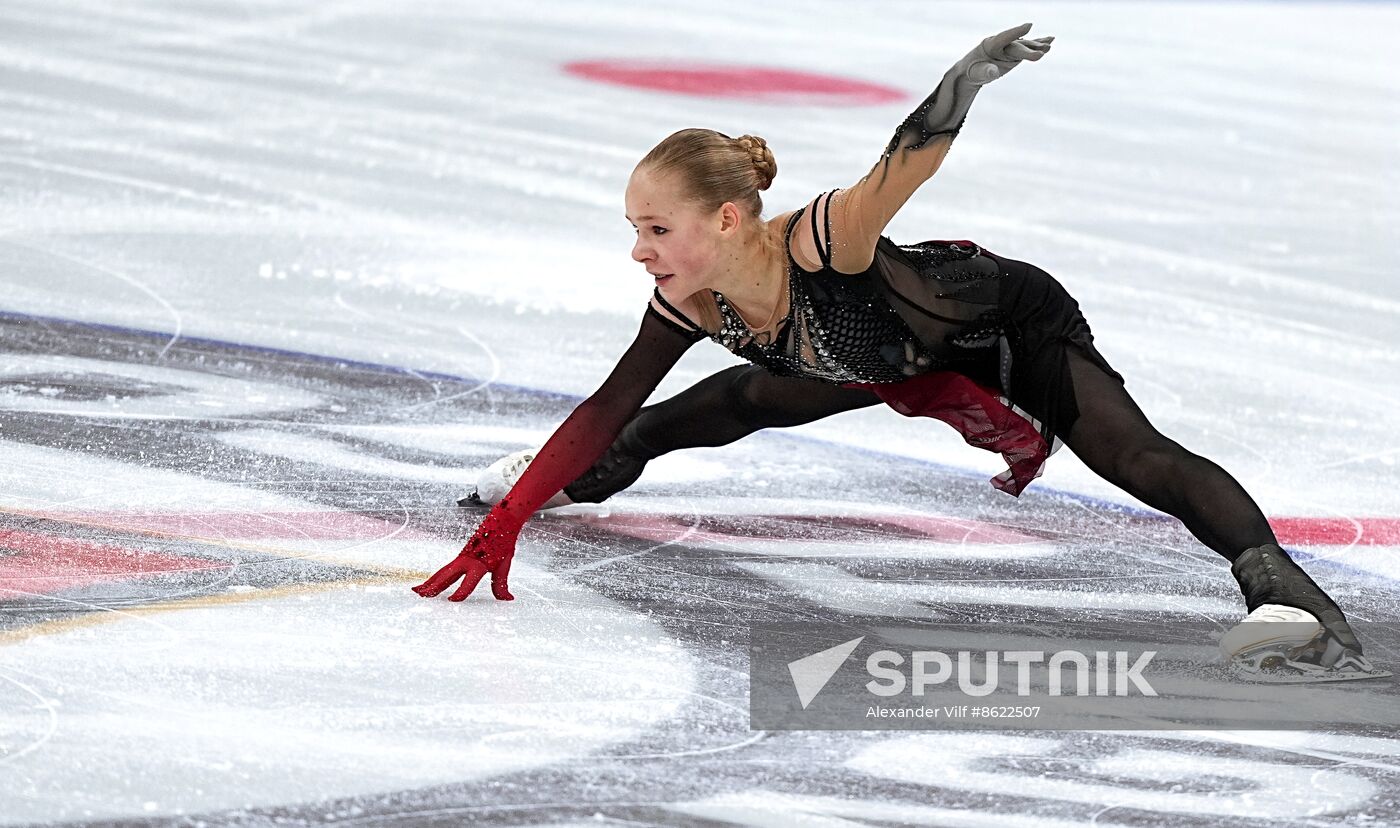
[0,575,697,824]
[846,733,1378,818]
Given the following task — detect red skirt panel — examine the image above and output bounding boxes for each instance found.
[841,370,1055,497]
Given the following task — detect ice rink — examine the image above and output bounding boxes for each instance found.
[2,0,1399,825]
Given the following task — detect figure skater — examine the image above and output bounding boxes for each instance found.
[414,24,1374,676]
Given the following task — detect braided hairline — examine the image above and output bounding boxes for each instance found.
[733,134,776,191]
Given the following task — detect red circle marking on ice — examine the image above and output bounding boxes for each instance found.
[563,60,905,105]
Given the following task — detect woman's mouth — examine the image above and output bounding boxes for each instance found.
[654,273,674,285]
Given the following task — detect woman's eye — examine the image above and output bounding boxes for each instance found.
[651,227,667,235]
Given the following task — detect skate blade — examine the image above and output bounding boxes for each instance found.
[1228,635,1392,684]
[1228,658,1392,684]
[455,488,573,510]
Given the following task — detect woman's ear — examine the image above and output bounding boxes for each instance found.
[717,201,742,234]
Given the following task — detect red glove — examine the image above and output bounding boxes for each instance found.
[412,505,519,601]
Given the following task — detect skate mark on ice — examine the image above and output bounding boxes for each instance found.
[332,290,444,403]
[0,242,182,360]
[1065,498,1216,573]
[672,788,1140,828]
[845,733,1377,820]
[1315,444,1400,472]
[395,324,501,413]
[218,430,473,485]
[0,667,58,766]
[0,157,262,215]
[0,582,186,651]
[1194,730,1400,777]
[562,510,706,575]
[734,561,1241,617]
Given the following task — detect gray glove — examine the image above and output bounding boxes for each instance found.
[885,23,1054,155]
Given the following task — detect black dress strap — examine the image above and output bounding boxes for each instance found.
[646,303,706,343]
[783,208,804,259]
[808,189,836,269]
[650,288,705,337]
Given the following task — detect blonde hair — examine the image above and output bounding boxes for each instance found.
[638,129,780,333]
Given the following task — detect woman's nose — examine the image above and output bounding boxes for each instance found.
[631,236,651,263]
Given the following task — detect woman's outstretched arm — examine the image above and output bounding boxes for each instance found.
[792,23,1054,275]
[413,303,704,602]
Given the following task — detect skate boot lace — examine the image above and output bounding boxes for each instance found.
[502,452,536,485]
[1232,543,1361,654]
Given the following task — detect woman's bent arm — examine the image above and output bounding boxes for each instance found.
[413,307,701,601]
[495,309,699,520]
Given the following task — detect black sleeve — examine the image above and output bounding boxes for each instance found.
[489,306,700,519]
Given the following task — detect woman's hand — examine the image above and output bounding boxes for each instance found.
[886,23,1055,153]
[960,23,1054,87]
[412,508,520,601]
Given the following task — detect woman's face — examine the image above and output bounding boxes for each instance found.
[625,166,720,301]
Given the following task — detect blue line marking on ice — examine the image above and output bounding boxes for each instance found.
[7,308,1389,583]
[0,309,569,403]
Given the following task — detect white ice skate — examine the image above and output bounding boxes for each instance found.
[457,448,574,510]
[1220,603,1390,683]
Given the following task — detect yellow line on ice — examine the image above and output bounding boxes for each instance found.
[0,505,445,646]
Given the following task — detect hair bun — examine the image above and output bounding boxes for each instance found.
[735,134,777,191]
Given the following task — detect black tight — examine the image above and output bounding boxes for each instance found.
[561,366,878,503]
[1058,345,1277,562]
[630,365,880,453]
[567,353,1279,565]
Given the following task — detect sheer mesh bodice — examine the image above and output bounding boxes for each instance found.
[710,219,924,384]
[653,199,1013,392]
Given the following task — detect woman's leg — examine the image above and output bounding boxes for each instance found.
[1057,346,1361,652]
[1057,346,1276,562]
[563,365,881,502]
